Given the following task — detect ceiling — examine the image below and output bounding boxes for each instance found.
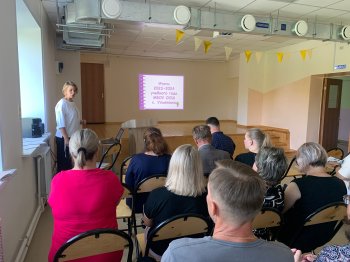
[41,0,350,61]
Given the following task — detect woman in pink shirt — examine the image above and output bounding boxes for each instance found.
[48,129,124,261]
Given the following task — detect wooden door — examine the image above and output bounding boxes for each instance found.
[319,78,342,150]
[81,63,105,123]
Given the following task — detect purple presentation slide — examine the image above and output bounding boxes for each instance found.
[139,74,184,110]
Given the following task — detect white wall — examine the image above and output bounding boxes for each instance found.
[80,54,237,122]
[0,0,56,261]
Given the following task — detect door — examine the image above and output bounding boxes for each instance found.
[319,78,342,150]
[81,63,105,123]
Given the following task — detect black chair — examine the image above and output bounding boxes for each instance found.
[252,207,283,241]
[136,213,212,259]
[288,201,347,252]
[116,183,134,236]
[281,156,300,181]
[120,155,133,183]
[54,228,133,262]
[97,142,122,170]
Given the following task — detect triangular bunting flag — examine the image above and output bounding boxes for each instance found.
[255,52,263,64]
[224,46,233,61]
[176,29,185,44]
[204,40,212,54]
[245,50,252,63]
[194,37,203,51]
[300,50,307,61]
[277,52,284,63]
[307,49,312,59]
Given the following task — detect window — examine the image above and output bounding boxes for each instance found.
[16,0,45,127]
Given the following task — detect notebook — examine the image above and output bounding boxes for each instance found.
[100,128,124,144]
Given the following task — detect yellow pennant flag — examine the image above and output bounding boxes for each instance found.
[204,40,212,54]
[245,50,252,63]
[300,50,307,61]
[277,52,284,63]
[194,37,202,51]
[176,29,185,44]
[255,52,263,64]
[224,46,233,61]
[307,49,312,59]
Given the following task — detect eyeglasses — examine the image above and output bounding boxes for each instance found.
[343,195,350,205]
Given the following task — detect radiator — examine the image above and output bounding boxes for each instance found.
[35,145,52,208]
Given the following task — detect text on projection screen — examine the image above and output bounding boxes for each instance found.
[139,74,184,110]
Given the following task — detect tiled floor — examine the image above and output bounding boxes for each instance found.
[24,205,348,262]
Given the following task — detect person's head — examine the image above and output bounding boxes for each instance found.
[69,128,99,169]
[192,125,212,146]
[244,128,271,153]
[296,142,328,173]
[215,159,237,169]
[206,117,220,133]
[62,81,78,101]
[165,144,206,197]
[143,127,169,155]
[254,147,288,186]
[207,162,265,225]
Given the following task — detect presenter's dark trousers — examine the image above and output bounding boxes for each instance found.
[55,136,73,173]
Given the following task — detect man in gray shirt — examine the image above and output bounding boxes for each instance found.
[162,161,294,262]
[192,125,231,176]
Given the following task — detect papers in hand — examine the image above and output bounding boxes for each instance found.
[327,156,343,164]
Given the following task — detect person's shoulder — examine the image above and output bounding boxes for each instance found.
[167,237,210,250]
[259,240,293,257]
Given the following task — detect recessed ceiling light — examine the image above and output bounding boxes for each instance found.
[102,0,122,19]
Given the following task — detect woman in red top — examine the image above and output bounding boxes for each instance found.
[48,128,124,261]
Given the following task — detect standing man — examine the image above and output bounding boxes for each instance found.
[206,117,235,157]
[162,162,294,262]
[192,125,231,176]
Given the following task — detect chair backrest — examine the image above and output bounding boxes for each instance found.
[54,228,133,262]
[327,147,344,160]
[252,207,282,229]
[145,213,211,256]
[289,202,346,251]
[281,156,299,180]
[121,183,133,200]
[135,174,167,193]
[120,156,133,183]
[304,202,346,226]
[98,143,122,170]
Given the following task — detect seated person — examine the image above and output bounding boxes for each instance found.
[192,125,231,176]
[235,128,272,167]
[125,127,171,213]
[48,129,124,262]
[336,153,350,194]
[278,142,347,252]
[142,144,209,259]
[253,146,288,239]
[206,116,236,157]
[162,161,294,262]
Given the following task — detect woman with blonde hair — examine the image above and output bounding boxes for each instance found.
[142,144,209,257]
[48,129,124,261]
[235,128,272,167]
[125,127,171,212]
[55,81,85,172]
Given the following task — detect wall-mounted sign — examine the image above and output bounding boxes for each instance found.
[334,64,347,70]
[256,22,269,29]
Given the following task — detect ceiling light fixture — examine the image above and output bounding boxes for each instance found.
[292,20,308,36]
[173,5,191,25]
[340,25,350,40]
[101,0,122,19]
[241,15,256,32]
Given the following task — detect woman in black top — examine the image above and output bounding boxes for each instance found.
[278,142,346,252]
[235,128,271,167]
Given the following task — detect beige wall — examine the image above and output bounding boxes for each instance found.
[0,1,56,261]
[80,54,238,123]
